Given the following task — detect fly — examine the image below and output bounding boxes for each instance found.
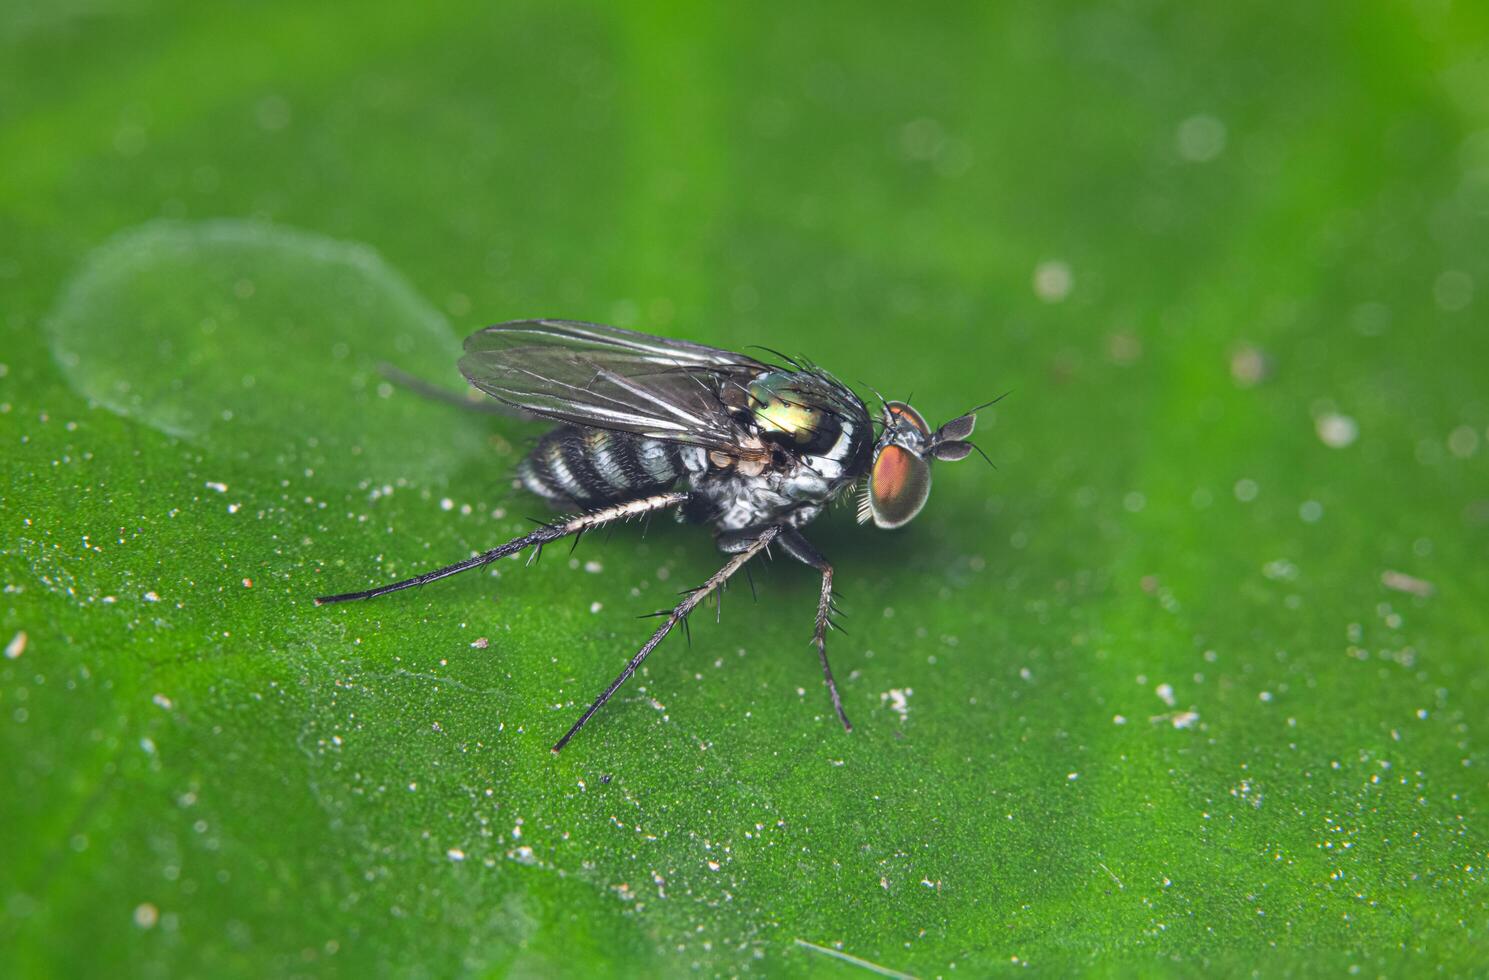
[315,320,994,751]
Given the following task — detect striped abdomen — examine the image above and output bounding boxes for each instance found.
[518,427,688,508]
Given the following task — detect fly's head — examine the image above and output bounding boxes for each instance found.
[858,400,983,529]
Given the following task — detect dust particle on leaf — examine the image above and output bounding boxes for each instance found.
[1381,570,1433,597]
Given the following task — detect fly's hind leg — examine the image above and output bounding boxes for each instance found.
[777,527,853,732]
[315,491,690,604]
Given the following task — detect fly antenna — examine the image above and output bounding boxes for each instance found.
[963,391,1011,416]
[965,440,997,469]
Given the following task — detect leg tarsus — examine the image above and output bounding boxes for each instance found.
[812,564,853,732]
[777,528,853,732]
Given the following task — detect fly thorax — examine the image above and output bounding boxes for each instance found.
[744,371,867,487]
[746,372,846,457]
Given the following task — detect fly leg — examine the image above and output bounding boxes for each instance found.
[551,525,781,753]
[314,491,690,604]
[777,527,853,732]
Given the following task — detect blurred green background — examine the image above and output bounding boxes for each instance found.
[3,1,1488,976]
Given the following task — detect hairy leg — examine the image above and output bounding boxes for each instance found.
[552,525,781,752]
[777,527,853,732]
[315,491,690,604]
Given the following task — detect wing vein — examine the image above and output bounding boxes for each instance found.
[458,319,769,453]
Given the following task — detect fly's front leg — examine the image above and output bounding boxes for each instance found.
[777,527,853,732]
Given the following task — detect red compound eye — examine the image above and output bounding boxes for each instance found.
[868,444,931,529]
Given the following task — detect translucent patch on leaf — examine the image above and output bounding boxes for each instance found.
[45,219,476,481]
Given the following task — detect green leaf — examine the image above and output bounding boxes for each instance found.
[4,2,1487,976]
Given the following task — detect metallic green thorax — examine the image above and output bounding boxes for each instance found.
[745,371,843,454]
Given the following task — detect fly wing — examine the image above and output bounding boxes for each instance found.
[459,320,769,454]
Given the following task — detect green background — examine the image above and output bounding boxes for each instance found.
[4,1,1488,976]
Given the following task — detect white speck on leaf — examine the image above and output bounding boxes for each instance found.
[1230,345,1269,387]
[1033,260,1073,302]
[1177,113,1227,161]
[1433,269,1474,311]
[1315,412,1358,449]
[1447,425,1479,458]
[880,688,912,723]
[1381,570,1433,597]
[1263,558,1299,582]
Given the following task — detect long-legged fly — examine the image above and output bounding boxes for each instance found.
[316,321,992,751]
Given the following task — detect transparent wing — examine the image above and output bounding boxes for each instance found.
[458,320,769,453]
